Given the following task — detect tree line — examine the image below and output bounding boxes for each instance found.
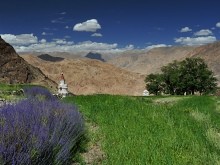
[145,57,217,95]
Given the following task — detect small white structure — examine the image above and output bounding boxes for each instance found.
[143,89,149,96]
[58,72,68,97]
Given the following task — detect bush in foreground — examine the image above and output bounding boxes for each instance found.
[0,87,85,165]
[23,86,56,101]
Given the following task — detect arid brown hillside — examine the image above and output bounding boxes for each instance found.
[0,36,57,90]
[21,55,146,96]
[186,41,220,85]
[108,43,220,86]
[108,46,196,75]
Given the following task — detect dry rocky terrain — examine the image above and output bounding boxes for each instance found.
[22,55,146,96]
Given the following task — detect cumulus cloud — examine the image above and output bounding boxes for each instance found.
[145,44,170,50]
[15,41,119,53]
[42,32,53,36]
[216,22,220,28]
[91,33,103,37]
[73,19,101,32]
[40,39,47,43]
[180,27,192,32]
[125,44,134,50]
[1,34,38,46]
[194,29,213,36]
[1,33,135,54]
[174,36,216,46]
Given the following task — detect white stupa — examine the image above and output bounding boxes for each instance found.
[58,72,68,97]
[143,89,149,96]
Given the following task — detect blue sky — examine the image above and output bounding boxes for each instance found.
[1,0,220,53]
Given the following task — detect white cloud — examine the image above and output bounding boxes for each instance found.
[1,34,38,46]
[53,39,68,45]
[14,41,118,53]
[1,33,134,54]
[125,44,134,50]
[194,29,213,36]
[40,39,47,43]
[175,36,216,46]
[42,32,53,36]
[73,19,101,32]
[91,33,103,37]
[145,44,170,50]
[216,22,220,28]
[180,27,192,32]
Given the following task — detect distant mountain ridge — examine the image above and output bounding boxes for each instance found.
[108,46,196,74]
[38,54,64,62]
[20,41,220,95]
[85,52,105,62]
[22,55,145,96]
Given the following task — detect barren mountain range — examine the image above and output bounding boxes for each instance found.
[21,55,145,95]
[21,41,220,95]
[107,46,196,75]
[1,35,220,95]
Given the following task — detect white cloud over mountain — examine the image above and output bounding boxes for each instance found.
[145,44,171,50]
[73,19,101,32]
[194,29,213,36]
[1,34,38,46]
[180,27,192,32]
[1,33,136,53]
[175,36,216,45]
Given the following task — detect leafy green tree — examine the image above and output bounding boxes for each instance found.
[179,58,217,95]
[145,73,164,95]
[145,57,217,95]
[161,60,182,95]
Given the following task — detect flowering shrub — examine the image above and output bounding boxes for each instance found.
[23,86,56,101]
[0,87,85,164]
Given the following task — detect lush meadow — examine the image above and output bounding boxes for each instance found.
[64,95,220,164]
[1,83,220,164]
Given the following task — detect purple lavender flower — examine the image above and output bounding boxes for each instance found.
[23,86,56,101]
[0,96,85,164]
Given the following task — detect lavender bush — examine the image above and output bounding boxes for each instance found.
[23,86,56,101]
[0,87,85,165]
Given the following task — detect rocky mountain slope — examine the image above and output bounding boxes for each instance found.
[107,46,196,75]
[22,55,145,95]
[186,41,220,85]
[0,36,57,90]
[107,43,220,86]
[20,41,220,96]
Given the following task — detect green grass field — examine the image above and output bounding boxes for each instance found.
[64,95,220,164]
[1,84,220,164]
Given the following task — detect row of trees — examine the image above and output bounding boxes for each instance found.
[145,58,217,95]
